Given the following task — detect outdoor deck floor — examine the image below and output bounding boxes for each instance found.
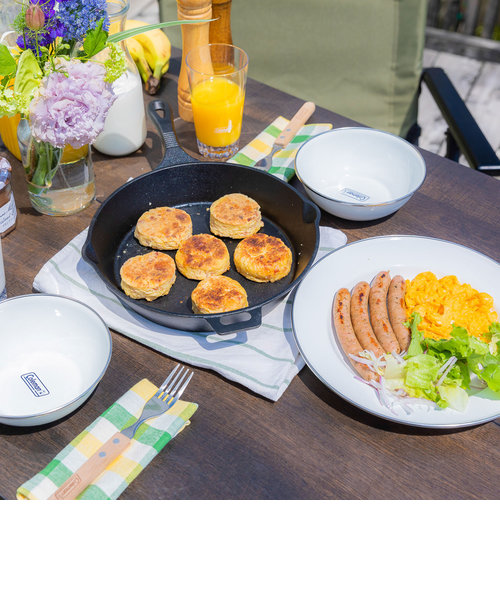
[421,48,500,170]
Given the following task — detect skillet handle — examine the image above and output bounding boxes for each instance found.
[147,100,197,169]
[208,307,262,335]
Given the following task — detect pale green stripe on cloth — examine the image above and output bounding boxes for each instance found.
[229,116,332,180]
[17,379,198,500]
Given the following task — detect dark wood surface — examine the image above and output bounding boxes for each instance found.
[1,54,499,500]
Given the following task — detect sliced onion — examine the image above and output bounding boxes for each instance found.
[435,356,458,387]
[349,351,386,373]
[391,351,406,364]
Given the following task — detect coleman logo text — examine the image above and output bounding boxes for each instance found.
[21,372,50,397]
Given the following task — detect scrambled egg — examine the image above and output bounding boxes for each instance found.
[405,272,498,340]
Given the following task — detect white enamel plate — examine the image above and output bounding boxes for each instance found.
[291,236,500,428]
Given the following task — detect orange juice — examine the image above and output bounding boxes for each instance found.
[190,77,245,148]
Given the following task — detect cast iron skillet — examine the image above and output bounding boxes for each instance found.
[82,100,320,334]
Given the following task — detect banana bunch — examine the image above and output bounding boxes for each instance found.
[125,20,171,95]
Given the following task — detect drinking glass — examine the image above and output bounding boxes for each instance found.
[186,44,248,159]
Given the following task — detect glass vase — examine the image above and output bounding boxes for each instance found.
[17,119,96,216]
[92,0,147,156]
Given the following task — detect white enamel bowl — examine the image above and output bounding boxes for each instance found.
[295,127,426,221]
[0,294,112,427]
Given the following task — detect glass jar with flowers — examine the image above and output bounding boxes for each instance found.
[0,1,210,216]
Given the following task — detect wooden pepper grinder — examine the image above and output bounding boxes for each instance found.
[177,0,212,122]
[209,0,233,46]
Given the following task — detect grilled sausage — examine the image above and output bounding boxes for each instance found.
[350,281,385,358]
[333,288,376,381]
[388,275,411,352]
[369,271,400,354]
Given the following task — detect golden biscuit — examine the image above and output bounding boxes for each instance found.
[234,233,292,282]
[175,233,230,280]
[134,206,192,250]
[120,251,176,301]
[210,193,263,238]
[191,276,248,314]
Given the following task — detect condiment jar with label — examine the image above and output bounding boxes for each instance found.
[0,155,17,238]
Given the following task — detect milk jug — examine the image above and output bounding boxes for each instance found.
[93,0,147,156]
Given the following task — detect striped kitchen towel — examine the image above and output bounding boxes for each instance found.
[33,226,346,402]
[229,116,332,180]
[17,379,198,500]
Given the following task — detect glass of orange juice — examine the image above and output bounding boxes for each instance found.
[186,44,248,159]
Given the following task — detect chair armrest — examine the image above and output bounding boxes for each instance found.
[421,67,500,176]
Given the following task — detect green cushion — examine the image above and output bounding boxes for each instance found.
[158,0,183,48]
[158,0,427,137]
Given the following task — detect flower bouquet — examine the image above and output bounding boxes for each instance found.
[0,0,207,215]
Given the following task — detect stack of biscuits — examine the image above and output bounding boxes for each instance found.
[120,193,293,315]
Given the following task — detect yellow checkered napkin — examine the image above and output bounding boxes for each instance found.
[17,379,198,500]
[229,116,332,179]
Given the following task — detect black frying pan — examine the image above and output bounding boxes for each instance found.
[83,100,320,334]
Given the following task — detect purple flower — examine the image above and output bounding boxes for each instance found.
[29,60,116,148]
[16,0,62,51]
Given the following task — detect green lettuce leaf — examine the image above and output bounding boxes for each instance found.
[488,322,500,338]
[404,354,441,392]
[425,326,472,358]
[469,353,500,392]
[486,322,500,355]
[406,312,424,357]
[382,355,405,391]
[437,385,469,412]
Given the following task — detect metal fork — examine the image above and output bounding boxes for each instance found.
[49,364,194,500]
[120,364,193,440]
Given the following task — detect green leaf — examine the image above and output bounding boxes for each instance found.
[469,352,500,392]
[425,325,489,359]
[108,19,214,43]
[437,385,469,412]
[406,312,424,357]
[405,354,441,391]
[0,44,17,77]
[83,18,108,59]
[488,322,500,338]
[486,321,500,355]
[481,363,500,392]
[13,50,42,97]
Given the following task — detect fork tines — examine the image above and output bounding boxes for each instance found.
[160,365,194,407]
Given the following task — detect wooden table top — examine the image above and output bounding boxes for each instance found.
[1,54,499,500]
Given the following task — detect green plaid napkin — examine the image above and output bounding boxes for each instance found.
[229,115,332,180]
[17,379,198,500]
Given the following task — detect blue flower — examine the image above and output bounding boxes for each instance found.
[57,0,110,42]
